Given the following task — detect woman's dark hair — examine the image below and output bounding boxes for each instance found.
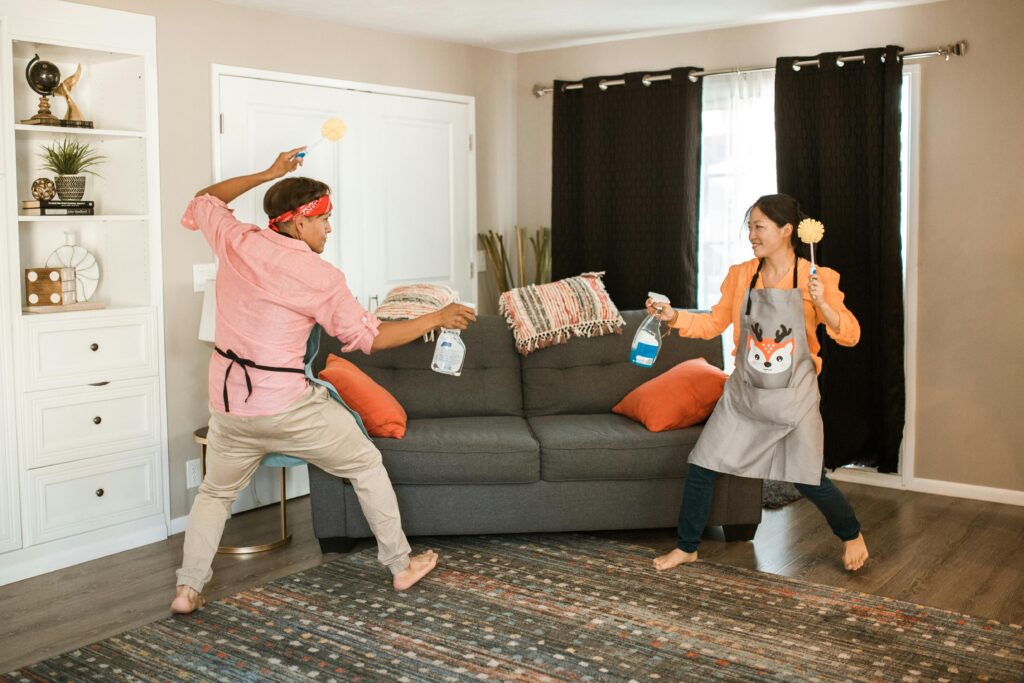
[263,177,331,221]
[746,193,810,259]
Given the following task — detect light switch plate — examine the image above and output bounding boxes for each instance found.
[193,263,217,293]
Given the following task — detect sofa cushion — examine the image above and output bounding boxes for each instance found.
[521,310,725,417]
[612,358,728,432]
[316,316,523,419]
[528,413,702,482]
[318,354,407,438]
[373,416,539,485]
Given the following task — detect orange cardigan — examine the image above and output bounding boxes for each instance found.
[671,258,860,374]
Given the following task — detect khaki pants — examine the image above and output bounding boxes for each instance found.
[176,384,411,592]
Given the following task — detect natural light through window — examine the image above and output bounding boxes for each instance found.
[697,70,777,370]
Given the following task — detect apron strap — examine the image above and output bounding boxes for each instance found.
[745,254,800,316]
[214,346,305,413]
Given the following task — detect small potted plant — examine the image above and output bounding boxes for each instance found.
[38,138,105,201]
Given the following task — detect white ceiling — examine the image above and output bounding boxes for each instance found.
[214,0,945,53]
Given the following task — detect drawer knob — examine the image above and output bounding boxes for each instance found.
[90,343,99,352]
[93,416,102,425]
[95,488,105,497]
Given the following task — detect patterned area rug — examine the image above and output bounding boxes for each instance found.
[763,479,803,509]
[5,535,1022,682]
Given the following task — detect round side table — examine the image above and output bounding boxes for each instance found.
[192,426,293,554]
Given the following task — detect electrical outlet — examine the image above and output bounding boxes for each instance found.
[185,458,203,488]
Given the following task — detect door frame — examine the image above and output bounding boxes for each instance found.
[210,63,478,295]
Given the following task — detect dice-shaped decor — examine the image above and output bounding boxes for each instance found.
[25,267,76,306]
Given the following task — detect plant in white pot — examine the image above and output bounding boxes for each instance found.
[38,138,105,202]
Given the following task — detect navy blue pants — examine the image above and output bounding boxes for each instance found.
[676,464,861,552]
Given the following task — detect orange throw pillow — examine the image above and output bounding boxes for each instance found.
[612,358,728,432]
[318,354,407,439]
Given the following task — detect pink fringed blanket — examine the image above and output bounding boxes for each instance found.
[499,272,625,355]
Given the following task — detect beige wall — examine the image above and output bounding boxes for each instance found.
[72,0,517,519]
[517,0,1024,492]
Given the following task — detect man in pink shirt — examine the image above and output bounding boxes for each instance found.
[172,148,476,614]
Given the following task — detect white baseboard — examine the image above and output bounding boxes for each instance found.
[169,515,189,535]
[830,468,1024,506]
[906,477,1024,506]
[0,515,168,587]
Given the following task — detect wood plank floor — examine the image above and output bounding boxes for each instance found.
[2,481,1022,672]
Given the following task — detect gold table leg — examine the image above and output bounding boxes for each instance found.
[193,427,294,555]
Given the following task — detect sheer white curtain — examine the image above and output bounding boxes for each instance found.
[698,70,777,369]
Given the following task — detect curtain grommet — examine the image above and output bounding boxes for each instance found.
[688,73,699,83]
[836,58,846,67]
[792,63,801,72]
[641,74,653,87]
[598,79,610,91]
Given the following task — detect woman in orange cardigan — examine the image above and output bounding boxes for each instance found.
[647,194,869,572]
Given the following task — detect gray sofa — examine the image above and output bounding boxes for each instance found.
[308,310,763,553]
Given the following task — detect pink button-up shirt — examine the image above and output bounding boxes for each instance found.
[182,194,380,416]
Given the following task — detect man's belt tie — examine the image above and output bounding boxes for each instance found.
[214,347,305,412]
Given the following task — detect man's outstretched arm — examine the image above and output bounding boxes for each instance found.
[371,304,476,352]
[195,147,305,202]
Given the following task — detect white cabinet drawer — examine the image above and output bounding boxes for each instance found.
[23,310,157,390]
[24,449,161,546]
[23,378,161,469]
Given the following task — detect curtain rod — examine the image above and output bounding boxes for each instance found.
[532,41,967,97]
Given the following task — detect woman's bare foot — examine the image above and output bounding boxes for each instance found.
[653,548,699,571]
[170,585,205,614]
[393,550,438,591]
[843,533,869,571]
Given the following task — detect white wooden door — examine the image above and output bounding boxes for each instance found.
[361,94,474,306]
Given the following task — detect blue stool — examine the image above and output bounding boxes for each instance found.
[193,426,306,554]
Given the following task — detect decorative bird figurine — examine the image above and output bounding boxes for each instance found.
[54,64,85,122]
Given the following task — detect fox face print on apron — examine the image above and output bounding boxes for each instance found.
[688,256,824,485]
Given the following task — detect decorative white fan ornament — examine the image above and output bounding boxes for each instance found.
[45,231,99,301]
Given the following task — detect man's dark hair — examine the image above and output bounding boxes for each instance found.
[263,177,331,221]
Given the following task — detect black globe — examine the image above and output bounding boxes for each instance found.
[26,56,60,96]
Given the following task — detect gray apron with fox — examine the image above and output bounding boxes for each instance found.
[687,256,823,485]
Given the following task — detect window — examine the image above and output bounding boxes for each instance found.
[697,70,777,369]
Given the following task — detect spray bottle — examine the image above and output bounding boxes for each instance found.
[431,303,476,376]
[630,292,670,368]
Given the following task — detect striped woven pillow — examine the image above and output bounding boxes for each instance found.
[499,272,625,355]
[375,284,458,341]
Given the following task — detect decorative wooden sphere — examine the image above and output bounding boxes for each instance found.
[31,177,56,200]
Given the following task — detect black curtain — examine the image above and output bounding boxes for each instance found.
[551,68,703,309]
[775,46,905,472]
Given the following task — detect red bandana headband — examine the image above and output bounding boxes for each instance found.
[268,194,332,231]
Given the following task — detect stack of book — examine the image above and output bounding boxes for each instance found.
[21,200,94,216]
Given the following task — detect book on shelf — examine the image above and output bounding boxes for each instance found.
[21,200,95,209]
[21,207,95,216]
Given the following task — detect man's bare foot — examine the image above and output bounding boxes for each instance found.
[170,585,205,614]
[393,550,438,591]
[843,533,869,571]
[653,548,699,571]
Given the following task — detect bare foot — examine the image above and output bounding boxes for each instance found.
[843,534,869,571]
[393,550,438,591]
[170,585,205,614]
[653,548,699,571]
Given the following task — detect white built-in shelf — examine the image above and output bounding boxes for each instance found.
[15,124,146,138]
[18,215,147,222]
